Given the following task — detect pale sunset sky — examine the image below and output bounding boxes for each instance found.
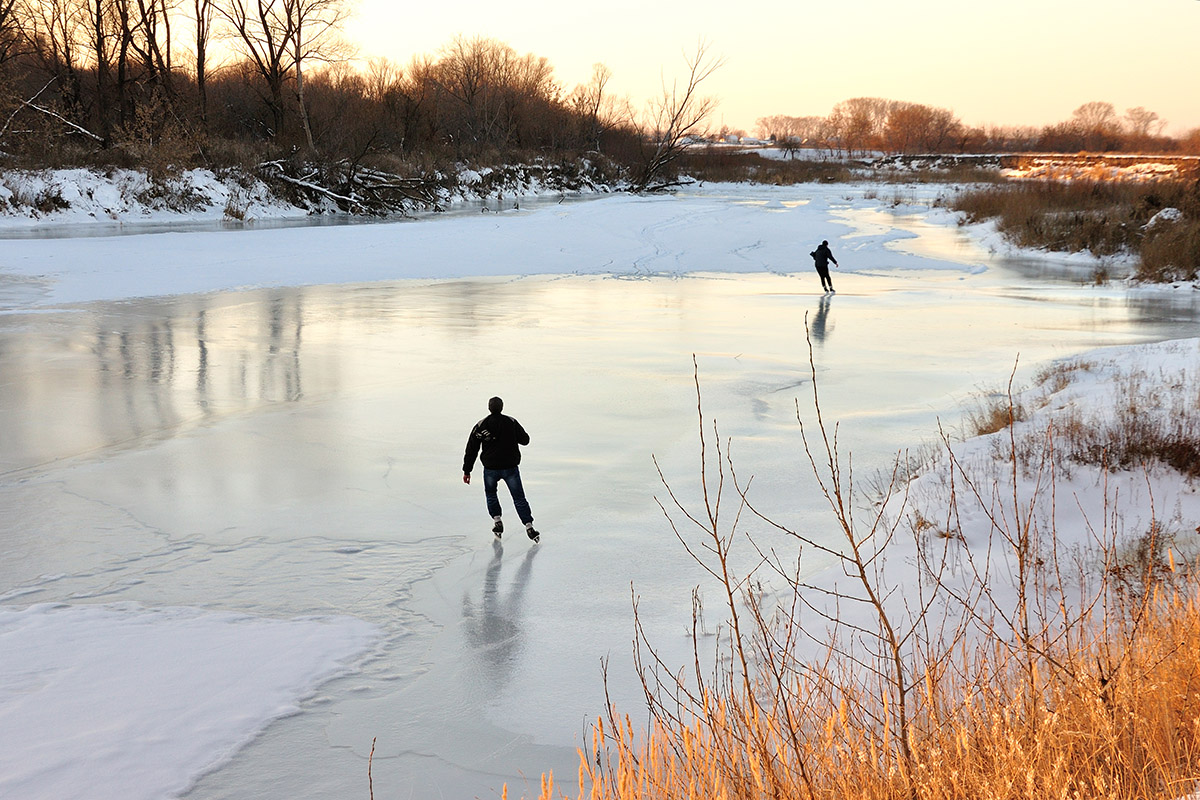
[346,0,1200,136]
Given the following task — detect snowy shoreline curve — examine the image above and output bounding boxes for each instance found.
[0,178,996,310]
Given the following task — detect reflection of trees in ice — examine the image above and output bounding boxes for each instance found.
[0,287,319,472]
[260,294,305,401]
[461,541,539,682]
[85,291,306,441]
[89,290,306,411]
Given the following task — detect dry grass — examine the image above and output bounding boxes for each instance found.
[950,174,1200,281]
[565,594,1200,800]
[676,149,858,185]
[1025,365,1200,479]
[519,346,1200,800]
[1058,400,1200,480]
[1142,218,1200,282]
[966,391,1027,436]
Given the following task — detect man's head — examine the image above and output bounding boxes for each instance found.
[488,396,504,414]
[821,240,828,246]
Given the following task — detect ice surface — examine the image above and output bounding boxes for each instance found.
[0,603,377,800]
[1,182,1199,800]
[0,184,982,310]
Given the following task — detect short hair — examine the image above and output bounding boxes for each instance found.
[821,240,828,245]
[488,396,504,413]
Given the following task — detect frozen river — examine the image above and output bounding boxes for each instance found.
[2,184,1199,800]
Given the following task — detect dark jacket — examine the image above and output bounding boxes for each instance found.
[463,413,530,473]
[810,243,837,268]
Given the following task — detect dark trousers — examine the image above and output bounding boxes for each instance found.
[483,467,533,525]
[815,263,833,290]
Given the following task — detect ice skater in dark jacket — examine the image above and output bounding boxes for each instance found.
[810,240,839,293]
[463,396,539,542]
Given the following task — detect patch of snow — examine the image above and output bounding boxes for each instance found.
[0,603,379,800]
[1147,206,1185,228]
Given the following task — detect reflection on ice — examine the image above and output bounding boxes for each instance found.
[0,290,311,476]
[462,541,539,685]
[810,292,834,343]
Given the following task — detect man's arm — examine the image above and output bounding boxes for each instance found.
[514,419,530,447]
[462,425,481,479]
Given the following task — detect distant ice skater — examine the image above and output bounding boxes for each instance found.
[810,239,839,292]
[462,396,540,543]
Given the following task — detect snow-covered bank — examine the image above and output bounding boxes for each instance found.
[4,165,1193,295]
[889,336,1200,612]
[0,163,616,231]
[0,603,379,800]
[0,168,305,227]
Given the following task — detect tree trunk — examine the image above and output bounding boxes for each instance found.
[194,0,209,125]
[295,53,315,150]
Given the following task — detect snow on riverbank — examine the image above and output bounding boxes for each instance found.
[0,164,611,231]
[910,335,1200,572]
[795,336,1200,653]
[0,168,304,226]
[0,603,379,800]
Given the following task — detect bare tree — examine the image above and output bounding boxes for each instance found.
[217,0,294,137]
[1072,100,1121,150]
[569,62,613,151]
[80,0,115,139]
[287,0,351,151]
[0,0,22,67]
[500,49,557,148]
[192,0,215,123]
[14,0,88,115]
[433,35,520,152]
[829,97,894,156]
[883,102,961,154]
[1125,106,1165,143]
[633,39,723,192]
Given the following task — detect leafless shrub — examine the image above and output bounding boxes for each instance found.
[223,187,247,220]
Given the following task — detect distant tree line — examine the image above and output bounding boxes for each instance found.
[756,98,1200,157]
[4,1,1194,192]
[0,2,640,176]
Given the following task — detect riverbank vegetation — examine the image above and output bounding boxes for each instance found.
[554,347,1200,800]
[950,173,1200,282]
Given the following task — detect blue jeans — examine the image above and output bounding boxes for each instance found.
[483,467,533,525]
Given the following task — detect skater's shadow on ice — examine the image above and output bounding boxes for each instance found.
[810,293,834,344]
[461,541,538,678]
